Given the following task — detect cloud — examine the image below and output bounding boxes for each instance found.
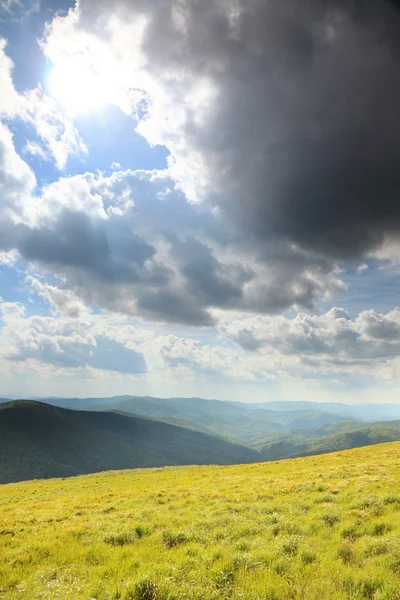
[28,276,89,318]
[5,2,400,327]
[0,121,36,226]
[0,296,278,383]
[155,334,275,381]
[4,293,400,385]
[221,307,400,377]
[22,140,49,162]
[0,84,348,326]
[356,263,369,274]
[23,86,88,170]
[0,299,147,375]
[0,0,40,21]
[2,164,346,324]
[42,0,400,262]
[0,39,87,169]
[0,39,24,116]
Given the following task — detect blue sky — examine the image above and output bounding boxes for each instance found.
[1,0,400,403]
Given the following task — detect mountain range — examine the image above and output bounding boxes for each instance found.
[0,400,258,484]
[2,395,400,483]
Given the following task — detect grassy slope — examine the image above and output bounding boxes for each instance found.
[2,444,400,599]
[0,401,259,484]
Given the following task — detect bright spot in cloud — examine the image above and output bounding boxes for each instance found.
[48,55,119,115]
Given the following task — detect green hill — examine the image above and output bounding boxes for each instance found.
[87,396,351,443]
[2,443,400,599]
[0,401,260,484]
[255,421,400,461]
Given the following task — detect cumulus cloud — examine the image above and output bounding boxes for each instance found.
[0,120,36,224]
[1,162,347,324]
[29,0,400,325]
[221,307,400,377]
[28,276,90,318]
[0,299,148,375]
[45,1,400,249]
[0,62,348,327]
[0,76,345,326]
[3,293,400,385]
[0,297,274,383]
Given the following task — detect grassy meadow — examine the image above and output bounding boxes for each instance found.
[2,443,400,599]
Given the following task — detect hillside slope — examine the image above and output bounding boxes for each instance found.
[89,396,351,442]
[2,443,400,599]
[0,401,259,484]
[255,421,400,461]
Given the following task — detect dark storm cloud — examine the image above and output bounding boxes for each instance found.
[4,0,400,325]
[76,0,400,258]
[17,210,156,284]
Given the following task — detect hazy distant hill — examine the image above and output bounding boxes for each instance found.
[0,401,260,484]
[0,395,350,443]
[238,400,400,421]
[254,420,400,461]
[2,396,400,422]
[86,396,352,443]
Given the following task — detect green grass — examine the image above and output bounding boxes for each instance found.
[2,443,400,599]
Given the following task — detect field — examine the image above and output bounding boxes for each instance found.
[2,444,400,600]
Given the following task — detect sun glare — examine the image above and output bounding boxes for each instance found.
[48,55,116,115]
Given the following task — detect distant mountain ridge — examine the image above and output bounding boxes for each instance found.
[9,395,355,443]
[254,420,400,461]
[2,396,400,484]
[3,395,399,421]
[0,394,400,421]
[0,401,260,484]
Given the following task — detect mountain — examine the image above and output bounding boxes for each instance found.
[0,401,260,484]
[2,396,400,422]
[3,395,350,443]
[255,420,400,461]
[24,396,128,409]
[87,396,351,443]
[239,400,400,421]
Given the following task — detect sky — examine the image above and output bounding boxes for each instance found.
[2,0,400,403]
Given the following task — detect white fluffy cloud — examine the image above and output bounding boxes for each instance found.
[0,294,274,384]
[221,307,400,378]
[28,276,90,318]
[3,290,400,386]
[0,298,148,375]
[0,120,36,223]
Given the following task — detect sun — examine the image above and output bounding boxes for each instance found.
[48,55,116,115]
